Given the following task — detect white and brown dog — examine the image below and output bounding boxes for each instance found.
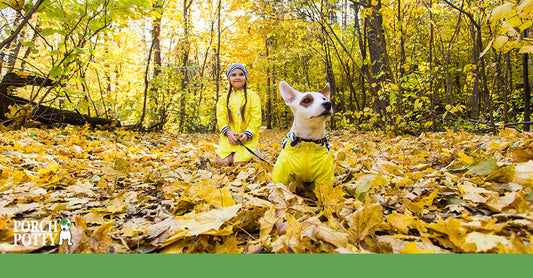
[272,81,334,195]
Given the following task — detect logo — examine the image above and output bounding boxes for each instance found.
[13,216,76,247]
[57,217,76,246]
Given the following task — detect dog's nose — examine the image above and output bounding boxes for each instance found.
[323,101,331,110]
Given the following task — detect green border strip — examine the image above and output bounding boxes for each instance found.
[1,254,531,277]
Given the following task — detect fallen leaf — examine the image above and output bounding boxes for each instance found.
[400,241,434,254]
[346,203,383,241]
[163,204,241,244]
[462,232,510,252]
[215,235,244,253]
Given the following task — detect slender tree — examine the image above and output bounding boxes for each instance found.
[523,31,531,131]
[178,0,193,132]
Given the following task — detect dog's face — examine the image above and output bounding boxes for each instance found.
[59,218,72,232]
[279,81,332,122]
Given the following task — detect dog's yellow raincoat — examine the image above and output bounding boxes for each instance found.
[272,134,334,186]
[215,90,261,163]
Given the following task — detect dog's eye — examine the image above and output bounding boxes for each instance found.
[303,97,311,104]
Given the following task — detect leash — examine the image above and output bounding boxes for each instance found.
[237,139,271,165]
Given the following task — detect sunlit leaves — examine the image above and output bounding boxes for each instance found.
[487,0,533,53]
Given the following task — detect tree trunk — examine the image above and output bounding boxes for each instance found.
[397,0,405,121]
[0,73,119,128]
[213,0,221,133]
[364,0,389,125]
[503,52,511,123]
[320,1,338,130]
[266,38,272,130]
[7,31,24,72]
[354,4,368,112]
[137,32,156,130]
[477,26,490,122]
[445,4,463,109]
[429,0,436,131]
[470,23,480,120]
[151,3,164,130]
[178,0,193,132]
[523,30,531,132]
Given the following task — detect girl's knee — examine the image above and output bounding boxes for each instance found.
[216,157,229,166]
[216,154,234,166]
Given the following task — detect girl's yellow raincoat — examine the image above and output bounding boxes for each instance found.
[215,90,261,163]
[272,134,334,186]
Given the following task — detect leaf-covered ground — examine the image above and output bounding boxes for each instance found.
[1,126,532,253]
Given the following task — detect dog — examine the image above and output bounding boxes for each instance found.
[56,217,76,246]
[272,81,334,196]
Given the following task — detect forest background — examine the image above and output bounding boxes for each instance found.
[1,0,533,134]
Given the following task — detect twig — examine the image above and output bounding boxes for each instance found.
[231,222,256,240]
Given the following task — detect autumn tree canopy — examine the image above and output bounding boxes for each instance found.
[0,0,532,133]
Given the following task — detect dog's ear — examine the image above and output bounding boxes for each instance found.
[319,83,330,99]
[279,81,298,105]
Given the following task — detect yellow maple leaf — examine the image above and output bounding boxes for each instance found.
[497,235,533,253]
[187,181,236,208]
[113,157,130,173]
[163,204,241,244]
[11,170,30,183]
[428,216,468,249]
[258,206,278,245]
[314,182,345,207]
[346,203,383,241]
[36,165,58,177]
[271,213,303,253]
[457,151,475,165]
[462,232,510,253]
[311,222,350,248]
[386,211,415,234]
[106,205,126,214]
[197,184,236,208]
[215,235,244,253]
[0,217,13,241]
[512,160,533,186]
[160,239,190,254]
[400,242,434,254]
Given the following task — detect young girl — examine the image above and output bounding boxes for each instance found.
[215,63,262,166]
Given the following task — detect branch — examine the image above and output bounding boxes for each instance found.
[441,0,480,29]
[348,0,371,8]
[0,0,45,50]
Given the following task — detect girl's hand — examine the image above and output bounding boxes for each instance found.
[226,130,239,145]
[238,133,249,142]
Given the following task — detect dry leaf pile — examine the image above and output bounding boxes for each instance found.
[1,126,532,253]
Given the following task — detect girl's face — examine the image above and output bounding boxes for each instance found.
[229,69,246,90]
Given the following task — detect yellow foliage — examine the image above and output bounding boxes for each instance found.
[0,127,532,253]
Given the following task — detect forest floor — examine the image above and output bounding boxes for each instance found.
[0,126,532,253]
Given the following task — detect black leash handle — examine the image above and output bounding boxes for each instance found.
[237,139,271,164]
